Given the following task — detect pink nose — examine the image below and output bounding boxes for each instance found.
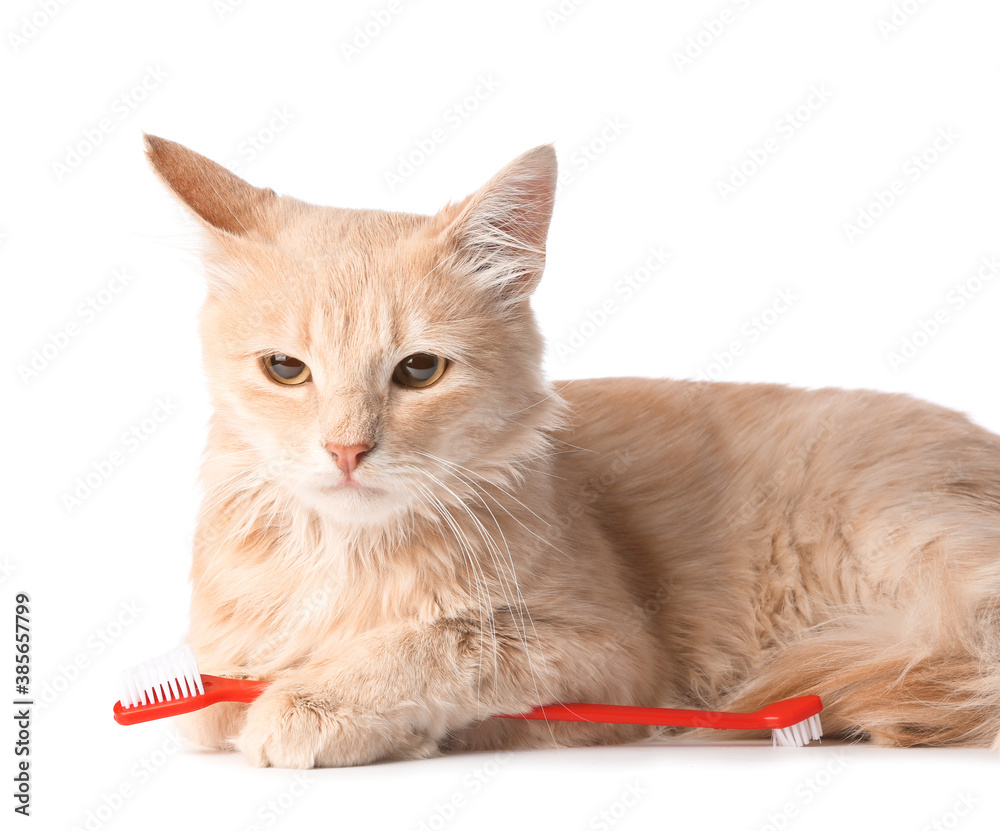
[325,442,372,475]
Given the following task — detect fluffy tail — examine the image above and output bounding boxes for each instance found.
[707,610,1000,747]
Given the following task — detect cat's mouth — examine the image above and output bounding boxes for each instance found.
[292,472,407,525]
[318,479,383,495]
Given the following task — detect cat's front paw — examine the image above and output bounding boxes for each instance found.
[237,688,327,768]
[237,683,439,768]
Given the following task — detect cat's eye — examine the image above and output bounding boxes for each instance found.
[393,353,448,389]
[263,354,312,386]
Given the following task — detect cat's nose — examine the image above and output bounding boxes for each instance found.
[325,442,372,475]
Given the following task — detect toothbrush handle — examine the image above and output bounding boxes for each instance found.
[496,702,749,729]
[495,695,822,731]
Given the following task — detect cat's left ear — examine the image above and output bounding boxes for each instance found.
[440,144,557,301]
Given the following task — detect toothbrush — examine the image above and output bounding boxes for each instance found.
[114,644,823,748]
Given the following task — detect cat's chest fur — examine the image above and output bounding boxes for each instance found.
[188,510,475,675]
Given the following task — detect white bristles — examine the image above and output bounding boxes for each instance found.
[118,644,204,709]
[772,713,823,747]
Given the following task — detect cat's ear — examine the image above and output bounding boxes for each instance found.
[440,144,557,301]
[144,134,277,238]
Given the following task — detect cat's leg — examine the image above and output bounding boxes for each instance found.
[704,466,1000,748]
[236,611,654,768]
[176,701,250,751]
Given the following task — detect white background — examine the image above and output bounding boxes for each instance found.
[4,0,1000,829]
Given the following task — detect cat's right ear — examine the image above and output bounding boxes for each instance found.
[144,134,277,238]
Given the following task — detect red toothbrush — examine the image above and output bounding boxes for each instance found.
[115,644,823,747]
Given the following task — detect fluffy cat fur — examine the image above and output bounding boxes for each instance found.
[144,134,1000,768]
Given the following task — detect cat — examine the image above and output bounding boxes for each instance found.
[144,134,1000,768]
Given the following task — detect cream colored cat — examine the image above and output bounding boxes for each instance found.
[145,134,1000,768]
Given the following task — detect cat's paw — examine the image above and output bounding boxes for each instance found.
[238,689,326,768]
[237,684,439,768]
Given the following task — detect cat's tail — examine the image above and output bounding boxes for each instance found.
[694,605,1000,748]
